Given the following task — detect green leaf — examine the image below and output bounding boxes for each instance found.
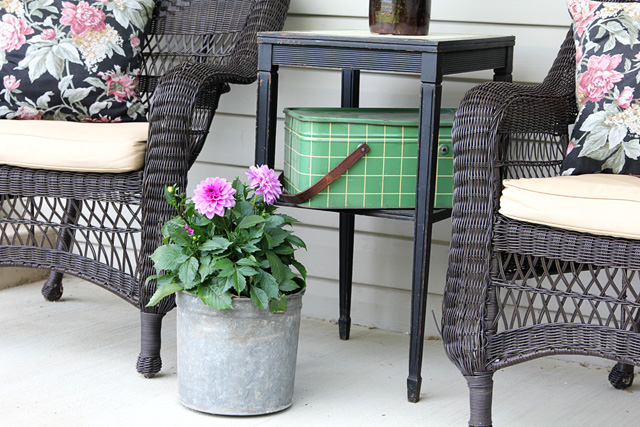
[146,281,183,307]
[240,242,260,253]
[286,234,306,249]
[149,244,188,272]
[214,258,235,277]
[232,269,247,294]
[269,294,288,313]
[200,237,232,252]
[265,250,285,282]
[163,217,191,247]
[237,266,258,277]
[237,257,258,267]
[265,228,289,249]
[250,287,269,310]
[272,245,295,255]
[291,260,307,280]
[222,275,235,292]
[235,199,254,218]
[178,257,199,288]
[237,215,266,229]
[264,215,286,232]
[277,213,299,225]
[198,283,233,309]
[279,279,300,292]
[198,254,213,279]
[257,269,279,298]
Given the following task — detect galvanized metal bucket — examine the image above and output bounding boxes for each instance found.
[176,291,303,415]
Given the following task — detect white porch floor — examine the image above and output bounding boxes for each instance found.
[1,277,639,427]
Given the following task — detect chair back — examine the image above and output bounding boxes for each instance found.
[138,0,290,100]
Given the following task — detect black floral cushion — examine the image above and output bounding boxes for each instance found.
[0,0,154,122]
[561,0,640,175]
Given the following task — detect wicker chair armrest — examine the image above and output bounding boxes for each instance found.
[452,79,577,206]
[230,0,291,82]
[144,62,225,173]
[445,81,577,376]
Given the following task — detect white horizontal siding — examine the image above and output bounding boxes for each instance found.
[189,0,573,335]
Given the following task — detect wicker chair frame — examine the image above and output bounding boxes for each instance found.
[0,0,290,377]
[442,1,640,425]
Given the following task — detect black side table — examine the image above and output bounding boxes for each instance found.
[254,30,515,402]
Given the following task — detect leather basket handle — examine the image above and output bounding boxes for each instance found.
[279,143,370,205]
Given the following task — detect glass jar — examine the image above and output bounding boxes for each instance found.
[369,0,431,36]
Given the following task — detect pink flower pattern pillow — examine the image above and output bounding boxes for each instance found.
[0,0,154,122]
[561,0,640,175]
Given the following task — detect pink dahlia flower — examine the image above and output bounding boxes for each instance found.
[184,224,194,236]
[193,177,236,219]
[3,75,20,91]
[98,66,138,102]
[0,14,34,52]
[618,86,635,109]
[246,165,282,205]
[578,54,623,103]
[60,1,106,37]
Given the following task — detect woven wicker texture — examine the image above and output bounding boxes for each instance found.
[442,1,640,425]
[0,0,290,378]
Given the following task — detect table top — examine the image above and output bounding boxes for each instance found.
[257,30,515,52]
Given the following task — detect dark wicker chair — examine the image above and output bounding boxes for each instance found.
[0,0,290,377]
[442,1,640,425]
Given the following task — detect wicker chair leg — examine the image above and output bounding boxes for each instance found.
[41,271,64,301]
[609,362,635,389]
[465,373,494,427]
[136,311,165,378]
[41,199,82,301]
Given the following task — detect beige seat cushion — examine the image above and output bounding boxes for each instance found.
[0,120,148,173]
[500,174,640,240]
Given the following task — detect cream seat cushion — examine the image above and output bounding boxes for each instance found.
[0,120,148,173]
[500,174,640,240]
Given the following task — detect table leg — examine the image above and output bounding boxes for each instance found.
[493,46,513,82]
[339,212,355,340]
[338,69,360,340]
[407,79,442,403]
[255,44,279,167]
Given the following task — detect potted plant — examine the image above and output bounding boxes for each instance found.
[146,165,307,415]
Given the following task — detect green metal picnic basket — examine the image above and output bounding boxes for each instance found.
[282,108,454,209]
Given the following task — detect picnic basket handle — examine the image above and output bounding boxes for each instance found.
[279,143,370,204]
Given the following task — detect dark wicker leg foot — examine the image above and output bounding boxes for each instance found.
[465,373,494,427]
[41,271,64,301]
[609,362,634,389]
[136,311,165,378]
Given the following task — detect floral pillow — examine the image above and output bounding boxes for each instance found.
[0,0,154,122]
[561,0,640,175]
